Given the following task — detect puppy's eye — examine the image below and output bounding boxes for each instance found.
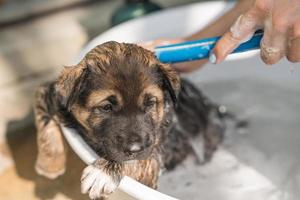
[144,96,157,108]
[96,103,113,113]
[101,104,113,112]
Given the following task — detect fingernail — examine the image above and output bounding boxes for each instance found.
[209,53,217,64]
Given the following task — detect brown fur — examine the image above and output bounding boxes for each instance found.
[123,157,160,188]
[86,90,123,108]
[34,85,66,179]
[138,85,164,123]
[34,42,179,185]
[34,41,229,199]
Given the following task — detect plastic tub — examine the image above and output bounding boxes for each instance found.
[63,1,300,200]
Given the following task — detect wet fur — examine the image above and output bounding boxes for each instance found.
[34,41,229,198]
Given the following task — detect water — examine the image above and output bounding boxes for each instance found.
[158,79,300,200]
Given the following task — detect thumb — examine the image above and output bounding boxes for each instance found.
[210,13,258,64]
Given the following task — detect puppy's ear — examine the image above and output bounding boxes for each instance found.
[157,64,180,106]
[55,64,88,110]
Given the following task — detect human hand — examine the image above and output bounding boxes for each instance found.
[211,0,300,65]
[138,38,184,51]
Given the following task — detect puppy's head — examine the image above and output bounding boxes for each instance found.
[55,41,180,162]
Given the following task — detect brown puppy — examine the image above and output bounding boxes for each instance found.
[34,41,229,199]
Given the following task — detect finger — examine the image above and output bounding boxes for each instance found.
[211,12,258,64]
[287,20,300,63]
[260,16,289,65]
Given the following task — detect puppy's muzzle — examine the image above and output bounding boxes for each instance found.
[122,133,152,157]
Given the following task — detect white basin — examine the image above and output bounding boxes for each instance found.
[64,1,300,200]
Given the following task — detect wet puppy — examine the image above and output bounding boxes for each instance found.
[34,41,229,199]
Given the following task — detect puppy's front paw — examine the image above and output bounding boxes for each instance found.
[81,162,122,199]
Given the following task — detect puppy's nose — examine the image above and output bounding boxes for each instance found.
[127,143,143,154]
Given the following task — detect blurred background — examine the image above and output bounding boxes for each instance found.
[0,0,209,199]
[2,1,300,200]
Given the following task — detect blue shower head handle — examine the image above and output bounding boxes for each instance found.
[155,30,263,64]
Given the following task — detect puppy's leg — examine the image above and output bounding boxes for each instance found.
[81,159,123,199]
[34,85,66,179]
[161,127,193,170]
[81,157,160,199]
[203,111,225,162]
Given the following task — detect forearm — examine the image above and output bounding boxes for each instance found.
[185,0,254,41]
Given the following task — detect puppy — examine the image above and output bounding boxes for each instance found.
[34,41,230,199]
